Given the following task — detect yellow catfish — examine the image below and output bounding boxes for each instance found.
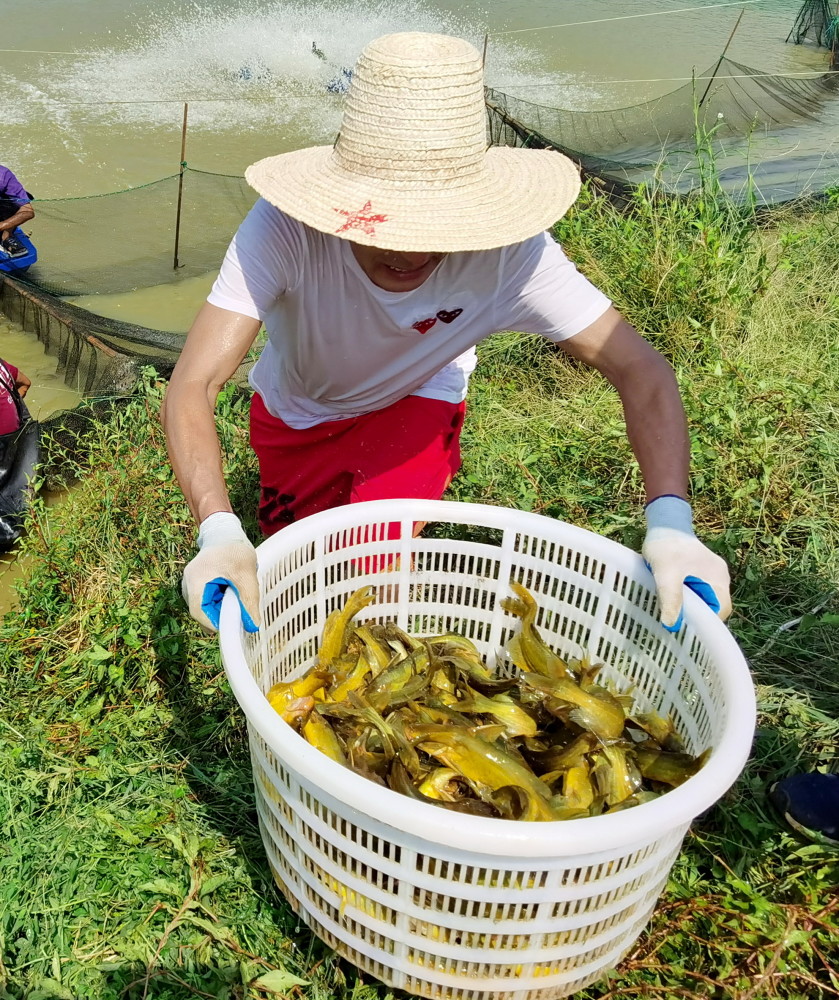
[405,723,559,822]
[303,710,348,765]
[521,672,626,741]
[266,669,328,724]
[502,582,576,681]
[318,586,376,666]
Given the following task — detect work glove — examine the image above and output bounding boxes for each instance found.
[641,495,731,632]
[182,512,261,633]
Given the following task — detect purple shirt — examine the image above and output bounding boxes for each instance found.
[0,165,30,206]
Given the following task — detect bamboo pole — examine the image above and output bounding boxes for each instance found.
[173,102,188,270]
[482,33,489,68]
[699,7,746,106]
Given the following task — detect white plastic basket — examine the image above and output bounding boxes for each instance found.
[219,499,755,1000]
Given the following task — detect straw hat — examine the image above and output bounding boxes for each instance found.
[245,32,581,253]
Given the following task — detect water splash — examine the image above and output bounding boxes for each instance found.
[4,0,595,193]
[15,0,585,136]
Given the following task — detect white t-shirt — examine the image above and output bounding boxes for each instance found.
[208,199,611,429]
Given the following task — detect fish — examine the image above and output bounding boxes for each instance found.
[318,586,376,666]
[606,789,661,812]
[592,745,643,806]
[266,670,329,724]
[489,785,532,820]
[365,656,419,712]
[303,710,347,765]
[390,761,499,817]
[327,650,373,702]
[352,626,394,675]
[560,762,597,812]
[633,747,710,786]
[404,723,560,822]
[530,732,600,773]
[520,672,626,741]
[417,767,467,802]
[501,582,576,681]
[378,622,425,653]
[628,710,686,752]
[453,686,538,738]
[440,652,518,695]
[270,579,708,822]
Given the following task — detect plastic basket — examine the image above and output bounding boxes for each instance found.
[219,499,755,1000]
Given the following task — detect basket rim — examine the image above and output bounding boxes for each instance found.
[220,498,756,858]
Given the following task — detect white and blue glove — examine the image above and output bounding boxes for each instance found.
[182,512,260,633]
[641,495,731,632]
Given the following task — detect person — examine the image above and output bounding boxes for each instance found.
[162,31,732,635]
[0,360,32,434]
[0,358,38,551]
[0,163,37,272]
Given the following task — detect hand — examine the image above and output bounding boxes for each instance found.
[182,512,261,633]
[641,496,731,631]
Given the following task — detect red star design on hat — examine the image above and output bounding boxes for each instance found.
[334,200,389,236]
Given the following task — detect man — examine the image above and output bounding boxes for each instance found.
[162,31,731,634]
[0,163,37,271]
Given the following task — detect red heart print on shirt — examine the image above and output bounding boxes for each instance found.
[436,308,463,324]
[412,317,437,335]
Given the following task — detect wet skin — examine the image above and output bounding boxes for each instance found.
[350,242,445,292]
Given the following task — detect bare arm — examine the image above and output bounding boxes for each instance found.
[1,203,34,238]
[559,306,689,503]
[161,302,262,525]
[14,369,31,398]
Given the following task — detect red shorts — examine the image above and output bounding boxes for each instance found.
[250,392,466,537]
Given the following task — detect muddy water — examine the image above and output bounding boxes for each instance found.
[0,321,84,420]
[69,272,217,332]
[5,0,831,197]
[5,0,837,330]
[0,319,83,615]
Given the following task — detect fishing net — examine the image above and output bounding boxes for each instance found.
[6,53,837,309]
[485,57,839,196]
[20,167,256,298]
[1,275,177,492]
[0,275,256,493]
[787,0,838,49]
[1,276,180,391]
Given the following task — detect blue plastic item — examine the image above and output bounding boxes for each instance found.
[0,227,37,274]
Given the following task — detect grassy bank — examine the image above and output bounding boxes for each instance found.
[1,177,838,999]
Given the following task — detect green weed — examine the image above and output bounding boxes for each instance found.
[2,169,839,999]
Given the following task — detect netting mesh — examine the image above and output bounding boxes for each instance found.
[10,58,837,307]
[486,57,839,184]
[787,0,838,49]
[22,168,256,297]
[1,274,256,492]
[1,275,180,391]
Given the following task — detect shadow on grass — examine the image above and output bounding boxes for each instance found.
[149,460,269,867]
[148,586,265,862]
[732,560,839,707]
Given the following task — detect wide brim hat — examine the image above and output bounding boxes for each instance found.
[245,32,581,253]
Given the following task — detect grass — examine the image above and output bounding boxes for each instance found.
[1,168,838,999]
